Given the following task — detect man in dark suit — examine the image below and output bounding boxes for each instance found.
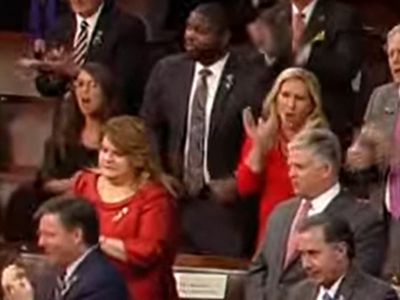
[273,0,363,147]
[288,214,398,300]
[246,128,386,300]
[1,196,128,300]
[34,0,146,114]
[141,3,267,257]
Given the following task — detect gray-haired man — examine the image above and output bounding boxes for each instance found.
[246,128,386,300]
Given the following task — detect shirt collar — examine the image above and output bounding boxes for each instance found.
[319,275,345,299]
[64,245,97,282]
[306,182,341,215]
[195,53,230,77]
[75,2,104,32]
[292,0,319,25]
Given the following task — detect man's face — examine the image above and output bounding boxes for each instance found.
[288,148,330,199]
[297,227,347,287]
[68,0,102,18]
[247,19,275,54]
[37,214,81,268]
[184,11,228,61]
[388,32,400,84]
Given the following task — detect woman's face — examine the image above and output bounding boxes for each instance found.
[74,70,104,117]
[99,136,132,182]
[276,78,314,132]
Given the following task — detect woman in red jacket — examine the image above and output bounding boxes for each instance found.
[74,116,178,300]
[237,67,327,247]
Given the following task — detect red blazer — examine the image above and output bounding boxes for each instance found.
[237,137,294,245]
[74,171,178,300]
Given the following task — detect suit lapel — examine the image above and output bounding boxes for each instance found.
[177,57,196,160]
[209,54,236,137]
[86,3,110,60]
[334,266,360,300]
[279,199,302,274]
[302,0,326,46]
[386,84,400,137]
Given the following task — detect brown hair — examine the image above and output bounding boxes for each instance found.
[101,116,162,183]
[52,63,121,159]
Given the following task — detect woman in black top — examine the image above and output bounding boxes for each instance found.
[4,62,120,241]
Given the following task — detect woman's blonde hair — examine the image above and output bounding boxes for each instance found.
[101,116,162,183]
[262,67,327,129]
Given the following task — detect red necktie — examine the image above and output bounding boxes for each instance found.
[284,200,312,267]
[292,12,305,54]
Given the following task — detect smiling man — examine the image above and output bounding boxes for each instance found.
[2,196,128,300]
[246,128,386,300]
[289,214,398,300]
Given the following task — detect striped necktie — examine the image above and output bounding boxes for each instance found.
[73,20,89,66]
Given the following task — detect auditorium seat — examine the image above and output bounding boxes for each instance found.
[0,95,57,240]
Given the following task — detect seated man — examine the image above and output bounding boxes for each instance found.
[246,128,387,300]
[1,196,128,300]
[289,214,398,300]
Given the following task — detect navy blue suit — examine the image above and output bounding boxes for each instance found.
[40,248,129,300]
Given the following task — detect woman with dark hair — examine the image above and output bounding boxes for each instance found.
[74,116,178,300]
[3,62,120,241]
[39,62,120,195]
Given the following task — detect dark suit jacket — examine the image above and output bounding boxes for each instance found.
[246,189,387,300]
[41,248,129,300]
[36,0,147,114]
[288,266,399,300]
[276,0,363,143]
[140,51,268,256]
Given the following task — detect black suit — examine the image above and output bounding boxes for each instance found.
[276,0,363,146]
[246,190,387,300]
[36,0,147,114]
[288,266,398,300]
[39,248,129,300]
[141,52,268,256]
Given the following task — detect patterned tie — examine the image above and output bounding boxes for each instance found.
[284,200,312,267]
[54,272,66,300]
[72,20,89,66]
[389,112,400,219]
[292,12,305,54]
[184,68,212,196]
[322,292,334,300]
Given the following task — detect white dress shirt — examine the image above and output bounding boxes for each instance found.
[64,245,97,283]
[315,276,344,300]
[384,88,400,212]
[74,3,104,48]
[303,183,341,217]
[184,54,230,183]
[292,0,319,65]
[292,0,319,26]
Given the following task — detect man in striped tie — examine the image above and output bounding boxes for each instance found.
[34,0,147,114]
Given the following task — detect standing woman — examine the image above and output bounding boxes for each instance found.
[74,116,179,300]
[237,67,327,246]
[3,62,120,241]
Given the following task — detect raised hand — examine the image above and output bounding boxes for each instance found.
[242,106,278,154]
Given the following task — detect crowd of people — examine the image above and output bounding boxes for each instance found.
[1,0,400,299]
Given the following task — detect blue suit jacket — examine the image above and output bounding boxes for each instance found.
[43,248,129,300]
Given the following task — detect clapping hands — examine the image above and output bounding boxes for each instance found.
[242,107,278,154]
[1,265,33,300]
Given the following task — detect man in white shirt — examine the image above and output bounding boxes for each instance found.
[1,196,128,300]
[246,128,386,300]
[34,0,147,114]
[141,3,268,256]
[289,214,398,300]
